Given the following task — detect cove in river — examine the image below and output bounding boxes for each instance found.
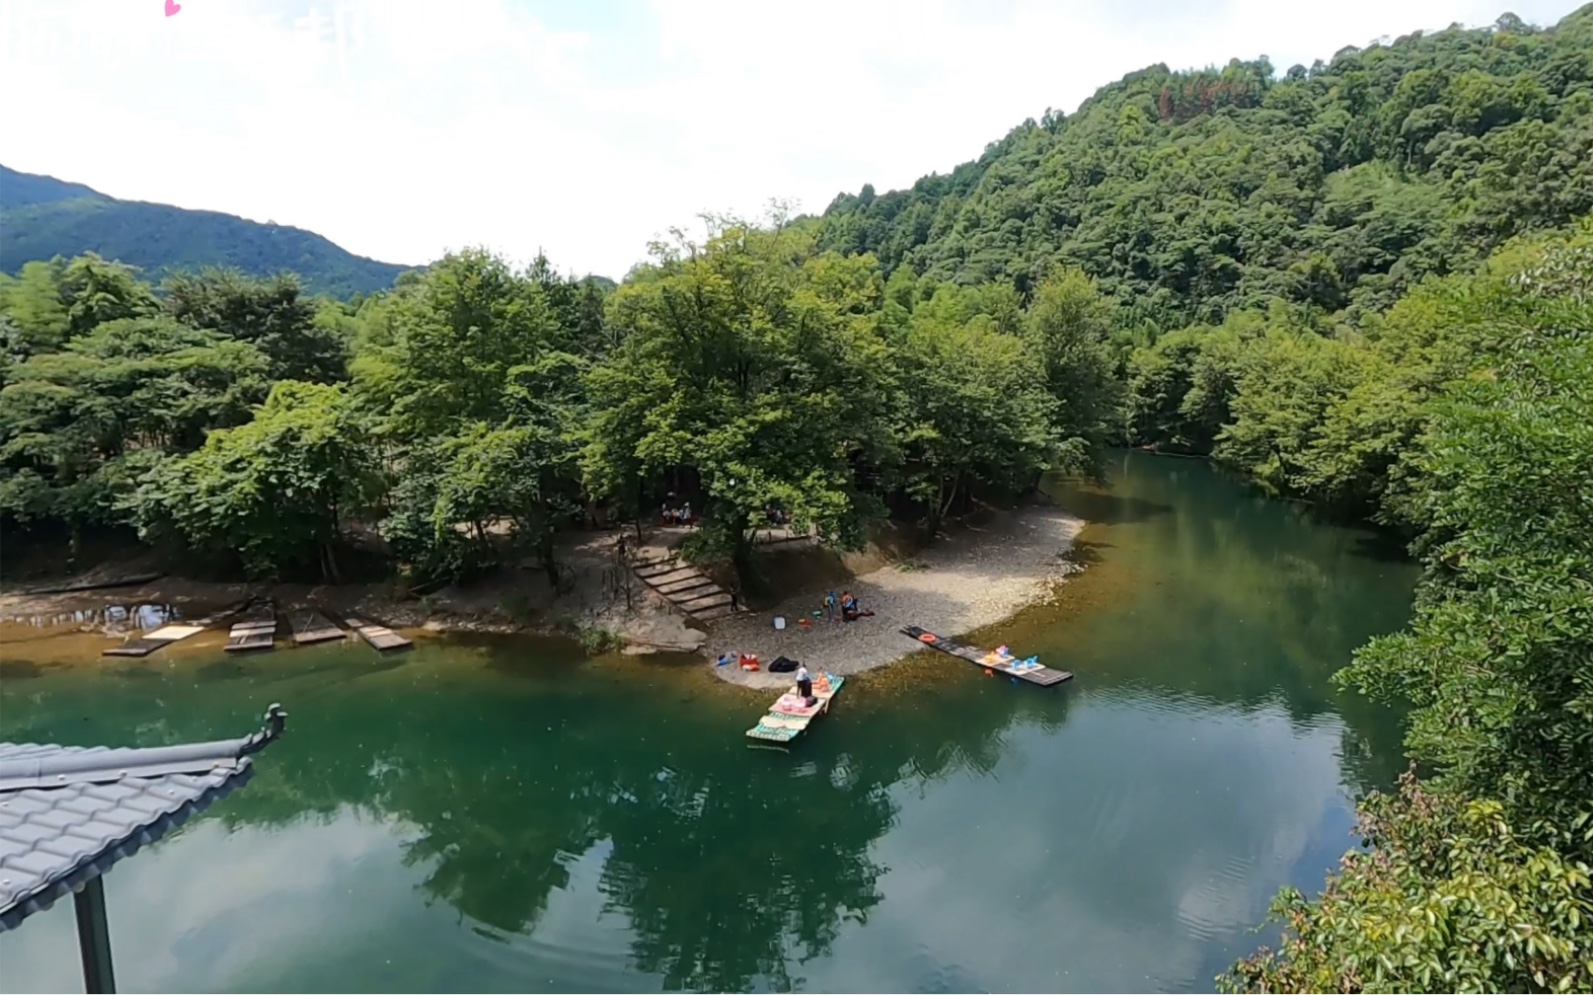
[0,451,1417,994]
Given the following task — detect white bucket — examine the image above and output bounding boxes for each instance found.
[773,616,786,630]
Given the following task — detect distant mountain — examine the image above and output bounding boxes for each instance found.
[0,165,411,298]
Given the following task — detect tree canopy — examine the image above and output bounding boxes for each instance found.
[814,6,1593,330]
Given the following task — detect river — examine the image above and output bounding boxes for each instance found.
[0,451,1417,993]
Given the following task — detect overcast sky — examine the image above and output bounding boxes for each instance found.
[0,0,1581,280]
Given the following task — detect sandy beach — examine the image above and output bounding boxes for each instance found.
[704,506,1084,689]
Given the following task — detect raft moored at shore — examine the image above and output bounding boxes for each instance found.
[101,602,247,658]
[746,672,845,745]
[901,625,1073,687]
[225,604,279,653]
[344,615,413,651]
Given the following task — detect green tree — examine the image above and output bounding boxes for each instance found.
[1225,774,1593,994]
[583,221,892,581]
[0,318,269,537]
[58,254,158,338]
[164,269,348,383]
[0,260,71,354]
[888,309,1058,536]
[384,353,588,587]
[130,381,380,580]
[1223,224,1593,993]
[364,249,564,438]
[1023,268,1123,469]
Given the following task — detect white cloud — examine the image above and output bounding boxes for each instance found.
[0,811,413,993]
[798,693,1363,992]
[0,0,1581,281]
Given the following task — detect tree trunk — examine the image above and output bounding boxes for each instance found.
[320,541,344,584]
[538,529,560,590]
[729,509,754,587]
[940,471,963,523]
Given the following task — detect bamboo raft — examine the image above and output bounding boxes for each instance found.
[901,625,1074,687]
[102,622,207,658]
[746,673,845,744]
[291,610,347,645]
[102,603,246,657]
[345,616,413,651]
[225,607,278,653]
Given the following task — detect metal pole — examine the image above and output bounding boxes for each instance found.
[73,877,116,994]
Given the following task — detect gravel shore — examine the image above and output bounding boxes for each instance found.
[705,506,1084,689]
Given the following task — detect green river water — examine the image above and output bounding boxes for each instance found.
[0,452,1417,993]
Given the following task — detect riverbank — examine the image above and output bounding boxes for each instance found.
[0,506,1081,673]
[705,506,1085,689]
[0,529,697,650]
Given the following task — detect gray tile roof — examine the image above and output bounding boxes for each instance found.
[0,704,286,931]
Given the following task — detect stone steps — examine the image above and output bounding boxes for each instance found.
[626,551,744,623]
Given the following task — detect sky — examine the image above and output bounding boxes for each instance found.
[0,0,1582,280]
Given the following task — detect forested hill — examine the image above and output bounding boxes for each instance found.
[814,5,1593,328]
[0,165,410,298]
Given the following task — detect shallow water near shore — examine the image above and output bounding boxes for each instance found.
[0,452,1417,993]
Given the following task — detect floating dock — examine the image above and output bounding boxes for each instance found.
[290,610,347,646]
[746,673,845,745]
[102,603,243,657]
[225,607,278,653]
[901,625,1074,687]
[345,616,413,651]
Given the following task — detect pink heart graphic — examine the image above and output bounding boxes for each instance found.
[165,0,181,15]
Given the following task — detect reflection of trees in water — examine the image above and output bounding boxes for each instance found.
[396,784,601,934]
[596,772,895,992]
[150,670,1028,992]
[1040,451,1416,787]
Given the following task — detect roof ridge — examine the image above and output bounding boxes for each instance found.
[0,704,286,791]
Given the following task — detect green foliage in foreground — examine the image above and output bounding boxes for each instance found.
[1214,224,1593,993]
[1228,774,1592,993]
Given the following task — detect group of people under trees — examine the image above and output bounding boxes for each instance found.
[659,497,694,526]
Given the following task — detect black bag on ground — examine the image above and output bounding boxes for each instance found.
[769,656,799,673]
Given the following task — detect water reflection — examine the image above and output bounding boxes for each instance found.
[0,453,1417,993]
[2,603,180,631]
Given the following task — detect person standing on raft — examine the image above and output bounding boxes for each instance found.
[795,662,813,702]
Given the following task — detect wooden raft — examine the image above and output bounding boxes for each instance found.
[901,625,1074,687]
[345,616,413,651]
[225,608,278,653]
[102,603,243,657]
[103,622,204,658]
[291,610,347,646]
[746,674,845,744]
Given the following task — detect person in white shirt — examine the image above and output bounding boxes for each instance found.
[795,663,812,700]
